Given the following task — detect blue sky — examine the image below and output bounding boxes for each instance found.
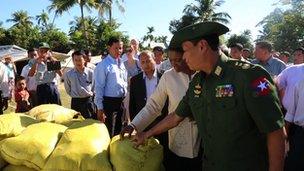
[0,0,286,41]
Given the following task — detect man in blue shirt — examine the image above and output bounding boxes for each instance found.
[94,37,128,137]
[252,41,286,77]
[64,50,95,119]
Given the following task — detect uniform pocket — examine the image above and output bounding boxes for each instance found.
[214,97,237,111]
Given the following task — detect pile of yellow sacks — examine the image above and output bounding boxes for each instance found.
[0,104,163,171]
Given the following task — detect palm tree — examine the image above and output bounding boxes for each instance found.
[183,0,231,24]
[48,0,102,45]
[97,0,125,23]
[36,10,50,30]
[6,10,33,27]
[142,26,155,48]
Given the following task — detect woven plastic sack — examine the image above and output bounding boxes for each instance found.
[0,141,8,170]
[28,104,83,124]
[110,135,163,171]
[0,113,38,140]
[43,119,112,171]
[0,122,67,170]
[3,165,36,171]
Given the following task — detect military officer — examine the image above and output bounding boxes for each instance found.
[132,22,285,171]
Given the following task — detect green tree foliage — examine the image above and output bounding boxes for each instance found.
[257,0,304,52]
[36,10,50,31]
[169,0,231,34]
[69,18,128,55]
[227,30,253,50]
[6,10,33,27]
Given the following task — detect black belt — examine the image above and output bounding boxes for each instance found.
[103,96,124,102]
[38,82,55,86]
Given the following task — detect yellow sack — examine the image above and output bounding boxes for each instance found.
[0,156,8,170]
[1,122,67,170]
[0,113,38,140]
[3,165,36,171]
[0,141,8,169]
[43,119,112,171]
[28,104,82,124]
[110,135,163,171]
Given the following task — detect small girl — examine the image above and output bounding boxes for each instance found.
[15,76,31,113]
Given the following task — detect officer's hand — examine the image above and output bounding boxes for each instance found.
[2,98,8,111]
[120,125,134,140]
[97,110,106,123]
[132,132,148,147]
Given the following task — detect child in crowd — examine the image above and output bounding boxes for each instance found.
[15,76,31,112]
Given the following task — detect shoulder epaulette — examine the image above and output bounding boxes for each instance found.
[227,60,253,70]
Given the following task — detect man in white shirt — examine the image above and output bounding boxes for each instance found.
[21,48,38,107]
[0,62,9,114]
[121,38,141,62]
[276,64,304,115]
[284,77,304,171]
[121,47,201,171]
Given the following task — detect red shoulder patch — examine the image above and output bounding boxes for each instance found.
[251,76,271,96]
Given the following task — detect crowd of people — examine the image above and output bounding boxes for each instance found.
[0,21,304,171]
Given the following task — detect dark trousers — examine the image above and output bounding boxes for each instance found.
[36,83,61,105]
[165,149,203,171]
[103,96,124,137]
[0,96,3,114]
[28,90,38,107]
[71,97,96,119]
[285,124,304,171]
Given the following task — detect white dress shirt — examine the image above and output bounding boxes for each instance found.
[285,79,304,126]
[0,62,9,98]
[143,70,158,99]
[132,69,200,158]
[276,64,304,115]
[21,64,37,91]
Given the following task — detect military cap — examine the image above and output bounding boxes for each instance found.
[38,42,50,49]
[169,21,229,49]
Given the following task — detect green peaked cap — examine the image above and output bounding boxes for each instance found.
[169,21,229,49]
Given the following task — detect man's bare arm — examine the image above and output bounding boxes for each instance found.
[267,128,285,171]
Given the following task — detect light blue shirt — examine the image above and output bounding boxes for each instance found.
[35,61,57,85]
[64,67,94,98]
[94,54,128,110]
[123,59,141,78]
[252,56,286,77]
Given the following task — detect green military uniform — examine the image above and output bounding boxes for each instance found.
[175,54,284,171]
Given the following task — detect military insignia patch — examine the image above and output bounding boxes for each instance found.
[215,84,234,98]
[251,77,270,96]
[214,66,222,76]
[242,63,250,69]
[194,83,202,98]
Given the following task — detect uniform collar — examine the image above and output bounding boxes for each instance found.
[210,53,229,78]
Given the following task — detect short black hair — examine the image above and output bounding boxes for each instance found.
[84,50,91,56]
[72,50,85,59]
[168,46,184,53]
[256,41,273,52]
[190,34,220,51]
[107,37,121,47]
[16,76,26,83]
[294,47,304,54]
[243,48,250,52]
[27,48,37,54]
[153,46,164,53]
[281,51,290,57]
[229,43,243,51]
